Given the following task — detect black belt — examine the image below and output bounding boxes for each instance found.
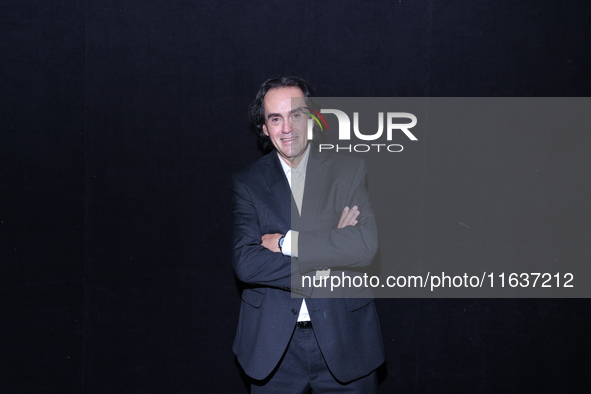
[296,321,313,329]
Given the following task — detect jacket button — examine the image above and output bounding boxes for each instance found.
[291,309,298,315]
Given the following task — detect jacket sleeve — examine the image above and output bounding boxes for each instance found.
[232,174,310,295]
[295,159,379,273]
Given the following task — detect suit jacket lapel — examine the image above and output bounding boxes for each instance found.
[263,153,292,232]
[301,148,329,231]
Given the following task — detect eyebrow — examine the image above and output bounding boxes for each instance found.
[266,113,282,120]
[266,107,304,120]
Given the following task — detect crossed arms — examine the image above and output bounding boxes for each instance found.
[232,158,378,289]
[260,206,361,253]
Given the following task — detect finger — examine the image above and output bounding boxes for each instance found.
[343,206,359,225]
[340,207,360,228]
[338,206,350,228]
[339,207,354,228]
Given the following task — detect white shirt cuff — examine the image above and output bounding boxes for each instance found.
[281,230,298,257]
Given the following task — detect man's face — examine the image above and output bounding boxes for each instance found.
[262,87,309,168]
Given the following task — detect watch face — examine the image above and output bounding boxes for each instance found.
[279,237,284,247]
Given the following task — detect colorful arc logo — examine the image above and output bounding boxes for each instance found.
[302,107,329,131]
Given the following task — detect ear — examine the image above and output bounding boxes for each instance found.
[262,124,269,136]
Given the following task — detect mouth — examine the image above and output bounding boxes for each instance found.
[280,136,297,143]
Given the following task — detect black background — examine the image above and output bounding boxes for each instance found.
[2,0,591,392]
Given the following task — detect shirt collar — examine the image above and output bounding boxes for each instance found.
[277,144,310,177]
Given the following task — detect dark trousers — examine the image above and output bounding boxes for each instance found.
[250,326,378,394]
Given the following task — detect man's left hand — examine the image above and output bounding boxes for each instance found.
[261,233,283,253]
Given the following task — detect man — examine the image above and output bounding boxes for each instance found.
[232,76,384,393]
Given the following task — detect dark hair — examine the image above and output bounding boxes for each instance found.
[249,76,316,151]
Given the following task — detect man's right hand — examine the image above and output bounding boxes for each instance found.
[337,206,360,228]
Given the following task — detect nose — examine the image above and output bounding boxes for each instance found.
[281,118,292,133]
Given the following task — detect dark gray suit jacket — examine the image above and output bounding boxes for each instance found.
[232,146,384,383]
